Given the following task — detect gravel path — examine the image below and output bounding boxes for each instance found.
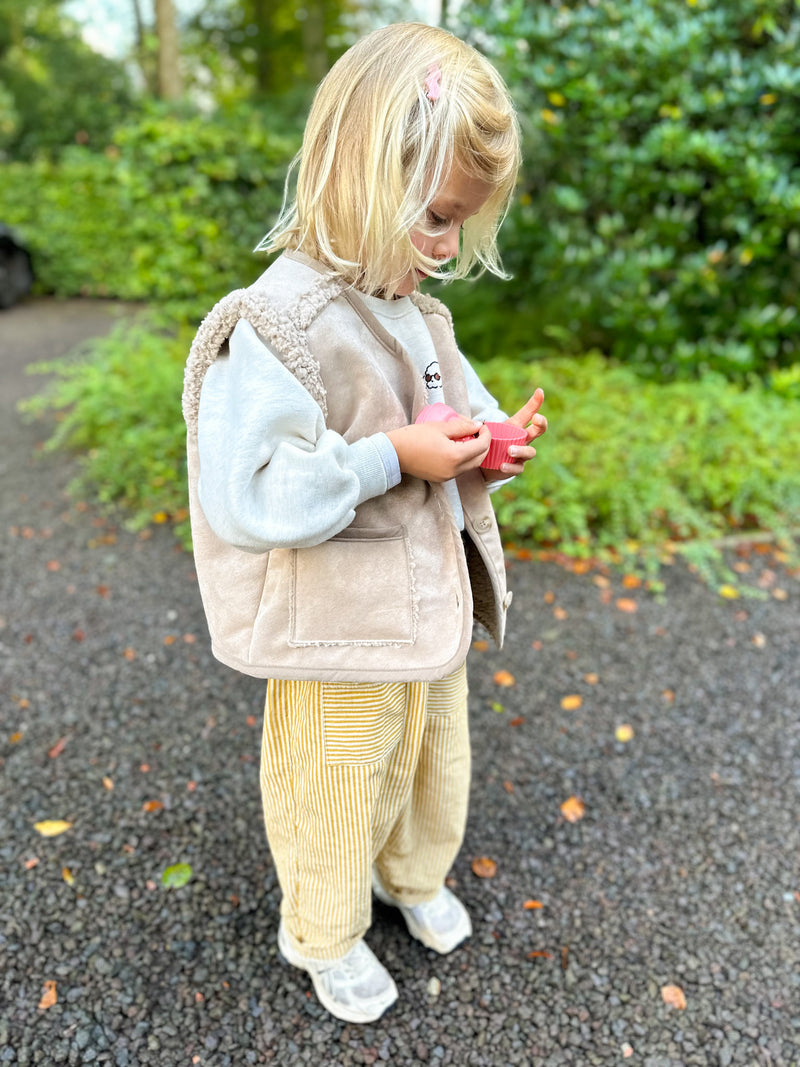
[1,299,799,1066]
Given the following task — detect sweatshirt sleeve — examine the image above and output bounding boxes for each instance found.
[460,353,508,423]
[196,319,400,552]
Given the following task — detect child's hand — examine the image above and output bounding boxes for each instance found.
[387,418,491,482]
[481,388,547,482]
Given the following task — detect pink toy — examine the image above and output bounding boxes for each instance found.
[479,421,527,469]
[414,403,462,424]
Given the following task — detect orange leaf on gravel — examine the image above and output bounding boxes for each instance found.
[560,695,582,711]
[661,984,687,1010]
[560,796,585,823]
[615,724,635,743]
[472,639,489,652]
[142,800,164,813]
[38,981,57,1011]
[622,574,641,588]
[615,598,638,613]
[528,950,552,959]
[493,670,516,687]
[584,673,599,685]
[123,647,136,661]
[523,900,544,910]
[48,737,67,759]
[471,856,498,878]
[102,776,114,791]
[509,716,525,727]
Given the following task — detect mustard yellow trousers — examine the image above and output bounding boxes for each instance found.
[259,663,470,959]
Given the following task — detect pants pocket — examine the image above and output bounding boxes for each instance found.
[322,682,406,765]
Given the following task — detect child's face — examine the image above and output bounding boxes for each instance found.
[396,169,493,296]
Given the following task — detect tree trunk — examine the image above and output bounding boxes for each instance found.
[251,0,273,95]
[154,0,182,100]
[302,0,328,86]
[130,0,156,94]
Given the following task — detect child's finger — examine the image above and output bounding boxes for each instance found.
[508,388,545,428]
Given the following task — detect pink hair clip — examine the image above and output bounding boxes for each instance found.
[424,65,442,103]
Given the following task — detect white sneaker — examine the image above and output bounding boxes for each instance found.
[372,871,472,954]
[277,921,398,1024]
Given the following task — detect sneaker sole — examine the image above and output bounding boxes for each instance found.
[277,924,398,1025]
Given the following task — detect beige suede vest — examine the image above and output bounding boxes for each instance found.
[182,252,511,682]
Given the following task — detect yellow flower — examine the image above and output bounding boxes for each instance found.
[759,92,778,106]
[739,248,754,265]
[540,109,560,126]
[547,91,566,107]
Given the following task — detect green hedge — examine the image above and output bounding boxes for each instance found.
[446,0,800,379]
[0,104,296,308]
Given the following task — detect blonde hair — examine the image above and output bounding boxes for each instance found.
[257,22,521,297]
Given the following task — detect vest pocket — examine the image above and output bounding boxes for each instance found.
[289,525,416,646]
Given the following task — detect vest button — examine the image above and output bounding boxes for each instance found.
[475,516,492,532]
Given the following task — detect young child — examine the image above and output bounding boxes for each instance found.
[182,22,546,1024]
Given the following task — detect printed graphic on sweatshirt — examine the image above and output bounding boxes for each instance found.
[423,360,442,391]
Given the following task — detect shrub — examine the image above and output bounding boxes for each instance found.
[479,350,799,579]
[447,0,800,379]
[0,104,297,308]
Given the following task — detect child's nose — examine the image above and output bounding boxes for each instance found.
[433,225,460,261]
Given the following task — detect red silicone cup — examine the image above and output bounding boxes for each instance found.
[480,421,527,469]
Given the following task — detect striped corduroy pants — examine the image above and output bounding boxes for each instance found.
[259,663,470,960]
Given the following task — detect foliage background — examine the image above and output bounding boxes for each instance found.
[2,0,798,583]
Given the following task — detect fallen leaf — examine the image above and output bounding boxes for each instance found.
[593,575,610,589]
[183,634,196,644]
[560,695,582,711]
[733,561,751,574]
[62,867,74,886]
[772,588,788,601]
[140,763,150,773]
[503,780,514,794]
[9,731,24,744]
[48,737,67,759]
[246,715,257,727]
[584,673,599,685]
[544,591,555,604]
[162,862,193,888]
[622,1043,634,1059]
[509,716,525,727]
[531,640,543,651]
[142,800,164,813]
[491,701,505,713]
[622,574,641,588]
[615,724,635,743]
[523,900,544,910]
[661,689,675,702]
[471,856,498,878]
[472,639,489,652]
[615,598,638,613]
[719,584,740,599]
[560,796,585,823]
[34,820,73,837]
[102,776,114,791]
[123,647,136,661]
[24,857,39,869]
[493,670,516,687]
[752,633,767,648]
[187,780,197,792]
[553,606,568,620]
[661,984,687,1010]
[96,584,110,598]
[71,628,85,642]
[163,635,177,646]
[528,950,552,959]
[38,981,57,1010]
[565,649,577,660]
[46,560,61,572]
